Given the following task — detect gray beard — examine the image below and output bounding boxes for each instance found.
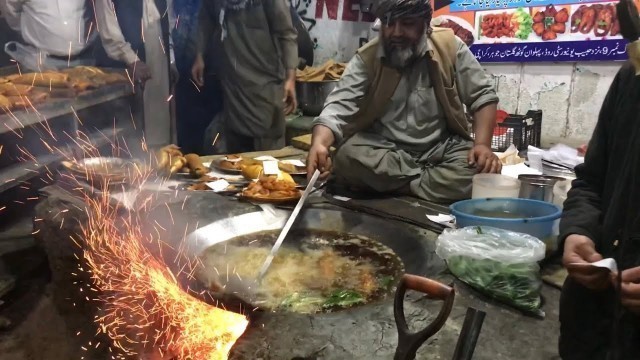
[387,46,417,69]
[382,33,426,69]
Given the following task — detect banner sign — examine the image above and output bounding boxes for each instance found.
[432,0,637,62]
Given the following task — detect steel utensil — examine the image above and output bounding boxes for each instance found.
[223,169,321,300]
[256,169,321,281]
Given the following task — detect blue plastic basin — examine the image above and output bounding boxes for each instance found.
[450,198,562,242]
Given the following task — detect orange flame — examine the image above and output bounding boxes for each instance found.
[75,164,249,359]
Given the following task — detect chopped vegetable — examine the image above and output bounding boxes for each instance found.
[379,276,394,290]
[279,290,366,312]
[446,256,542,314]
[512,8,534,40]
[322,290,365,309]
[279,292,325,312]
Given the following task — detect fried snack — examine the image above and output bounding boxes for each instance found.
[277,162,298,174]
[0,83,31,96]
[102,73,128,84]
[63,66,106,76]
[9,72,71,88]
[242,176,300,200]
[241,164,264,180]
[241,164,295,184]
[0,95,11,109]
[187,182,236,192]
[155,144,188,176]
[0,77,9,84]
[6,92,48,107]
[29,91,49,103]
[188,183,210,191]
[185,153,207,177]
[219,154,243,170]
[6,96,28,108]
[198,175,219,182]
[71,78,98,92]
[169,156,187,175]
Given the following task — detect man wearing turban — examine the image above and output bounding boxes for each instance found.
[306,0,500,203]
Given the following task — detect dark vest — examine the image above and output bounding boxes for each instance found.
[95,0,171,68]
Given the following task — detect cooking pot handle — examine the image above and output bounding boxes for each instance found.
[393,274,455,360]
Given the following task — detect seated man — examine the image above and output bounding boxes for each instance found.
[306,0,500,203]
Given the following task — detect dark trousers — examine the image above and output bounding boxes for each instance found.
[559,277,640,360]
[175,73,223,154]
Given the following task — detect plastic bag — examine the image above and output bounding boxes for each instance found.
[436,226,546,317]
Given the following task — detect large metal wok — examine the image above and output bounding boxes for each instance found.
[184,208,434,275]
[183,208,484,359]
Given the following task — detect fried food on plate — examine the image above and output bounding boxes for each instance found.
[241,164,295,184]
[219,154,244,170]
[242,176,300,200]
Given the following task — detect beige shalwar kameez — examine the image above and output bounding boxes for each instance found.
[313,36,499,203]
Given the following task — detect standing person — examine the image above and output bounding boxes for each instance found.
[173,0,223,155]
[306,0,500,203]
[192,0,298,154]
[559,0,640,358]
[93,0,178,148]
[0,0,97,71]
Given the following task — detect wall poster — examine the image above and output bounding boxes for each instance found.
[432,0,640,62]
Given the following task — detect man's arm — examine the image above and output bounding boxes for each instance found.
[0,0,26,32]
[94,0,139,65]
[453,38,499,147]
[195,1,216,55]
[311,54,370,146]
[168,0,175,65]
[558,67,620,252]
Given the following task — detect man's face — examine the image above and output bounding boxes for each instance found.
[380,17,426,68]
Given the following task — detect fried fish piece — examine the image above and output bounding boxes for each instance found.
[0,95,11,109]
[9,72,71,88]
[0,83,31,96]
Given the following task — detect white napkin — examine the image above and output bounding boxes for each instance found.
[569,258,618,273]
[427,213,456,228]
[501,162,542,178]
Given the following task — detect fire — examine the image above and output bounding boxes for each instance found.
[75,163,249,359]
[1,66,249,358]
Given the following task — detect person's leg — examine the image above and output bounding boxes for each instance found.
[558,277,612,360]
[253,101,286,151]
[333,132,422,192]
[176,74,222,154]
[409,136,475,203]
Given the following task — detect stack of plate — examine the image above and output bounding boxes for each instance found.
[541,161,576,180]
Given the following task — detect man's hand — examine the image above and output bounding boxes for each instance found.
[468,144,502,173]
[283,77,297,115]
[617,267,640,314]
[170,63,179,88]
[563,234,610,290]
[307,142,332,181]
[191,54,205,87]
[127,60,152,84]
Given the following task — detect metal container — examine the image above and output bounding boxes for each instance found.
[295,80,338,116]
[518,175,566,203]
